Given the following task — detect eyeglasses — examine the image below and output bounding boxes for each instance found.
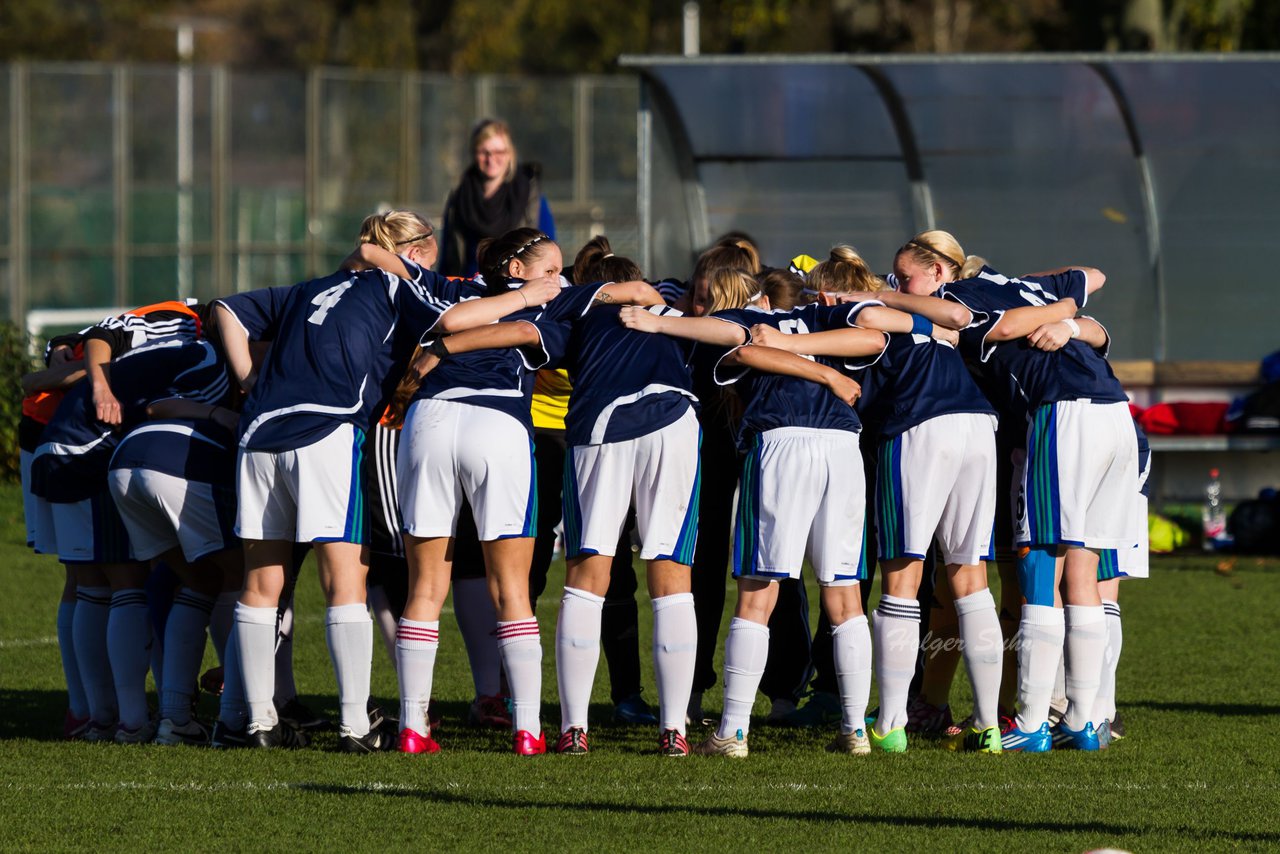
[396,229,435,245]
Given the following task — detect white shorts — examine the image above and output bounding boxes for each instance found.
[108,468,237,562]
[52,492,135,564]
[734,427,868,587]
[20,449,37,548]
[1017,399,1139,550]
[236,423,366,543]
[1102,439,1152,581]
[398,399,536,541]
[22,449,58,555]
[877,412,998,566]
[563,407,700,563]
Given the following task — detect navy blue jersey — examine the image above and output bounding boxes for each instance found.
[712,302,886,449]
[225,260,468,452]
[939,266,1125,411]
[857,331,997,439]
[532,283,698,446]
[415,278,546,432]
[110,418,237,487]
[30,338,230,502]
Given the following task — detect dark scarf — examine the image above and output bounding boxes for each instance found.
[452,163,535,244]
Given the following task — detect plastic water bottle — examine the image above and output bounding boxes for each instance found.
[1202,468,1227,551]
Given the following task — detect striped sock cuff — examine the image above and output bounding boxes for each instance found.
[495,618,539,646]
[876,595,921,623]
[76,586,111,607]
[396,619,440,649]
[173,590,216,615]
[109,589,148,609]
[1102,600,1122,619]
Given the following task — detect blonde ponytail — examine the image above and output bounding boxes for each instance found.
[808,244,887,294]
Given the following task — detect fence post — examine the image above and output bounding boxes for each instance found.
[113,65,130,307]
[305,67,321,277]
[401,71,420,208]
[211,65,229,299]
[8,63,28,324]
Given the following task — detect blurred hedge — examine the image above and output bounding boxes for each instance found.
[0,323,36,484]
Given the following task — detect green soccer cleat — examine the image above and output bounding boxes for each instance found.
[869,725,908,753]
[943,725,1002,754]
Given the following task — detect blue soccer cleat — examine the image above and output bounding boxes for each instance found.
[1000,721,1053,753]
[1051,721,1102,751]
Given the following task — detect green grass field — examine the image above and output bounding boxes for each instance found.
[1,482,1277,852]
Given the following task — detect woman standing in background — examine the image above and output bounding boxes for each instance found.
[440,119,556,278]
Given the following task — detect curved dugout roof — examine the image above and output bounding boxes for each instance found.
[620,54,1280,361]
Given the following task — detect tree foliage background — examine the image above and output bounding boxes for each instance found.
[1,0,1276,70]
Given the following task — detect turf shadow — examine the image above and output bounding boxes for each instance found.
[1125,700,1280,717]
[292,782,1280,843]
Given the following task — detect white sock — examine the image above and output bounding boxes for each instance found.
[160,589,214,724]
[235,603,280,730]
[718,617,769,739]
[73,587,115,725]
[1063,604,1107,731]
[652,593,697,735]
[326,603,373,736]
[368,586,400,671]
[210,592,238,665]
[395,618,440,735]
[832,614,872,735]
[57,600,89,719]
[454,576,502,698]
[954,588,1003,731]
[273,602,297,707]
[556,587,603,733]
[1092,600,1123,724]
[873,595,920,733]
[497,618,542,735]
[1015,604,1065,732]
[218,623,248,729]
[107,589,153,731]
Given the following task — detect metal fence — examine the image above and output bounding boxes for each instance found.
[0,64,640,332]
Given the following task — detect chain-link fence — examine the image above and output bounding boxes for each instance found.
[0,65,640,335]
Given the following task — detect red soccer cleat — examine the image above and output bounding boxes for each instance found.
[513,730,547,756]
[398,727,441,755]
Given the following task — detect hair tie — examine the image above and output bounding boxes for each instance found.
[602,252,614,259]
[500,235,547,268]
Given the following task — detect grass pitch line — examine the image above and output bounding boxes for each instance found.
[0,635,57,649]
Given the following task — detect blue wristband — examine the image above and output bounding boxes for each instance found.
[910,314,932,337]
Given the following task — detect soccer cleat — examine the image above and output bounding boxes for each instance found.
[1096,719,1113,750]
[658,728,690,757]
[944,726,1003,754]
[338,725,395,753]
[115,721,157,745]
[211,720,248,749]
[82,720,118,744]
[1051,721,1101,752]
[826,729,871,756]
[155,718,211,747]
[514,730,546,756]
[693,729,748,758]
[468,694,513,730]
[869,726,908,753]
[905,697,953,736]
[398,727,441,755]
[613,694,659,726]
[1109,712,1126,741]
[1000,721,1053,753]
[276,697,329,732]
[783,691,842,728]
[63,710,91,741]
[246,721,310,749]
[556,726,589,755]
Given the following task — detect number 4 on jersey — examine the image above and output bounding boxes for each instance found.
[308,281,354,326]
